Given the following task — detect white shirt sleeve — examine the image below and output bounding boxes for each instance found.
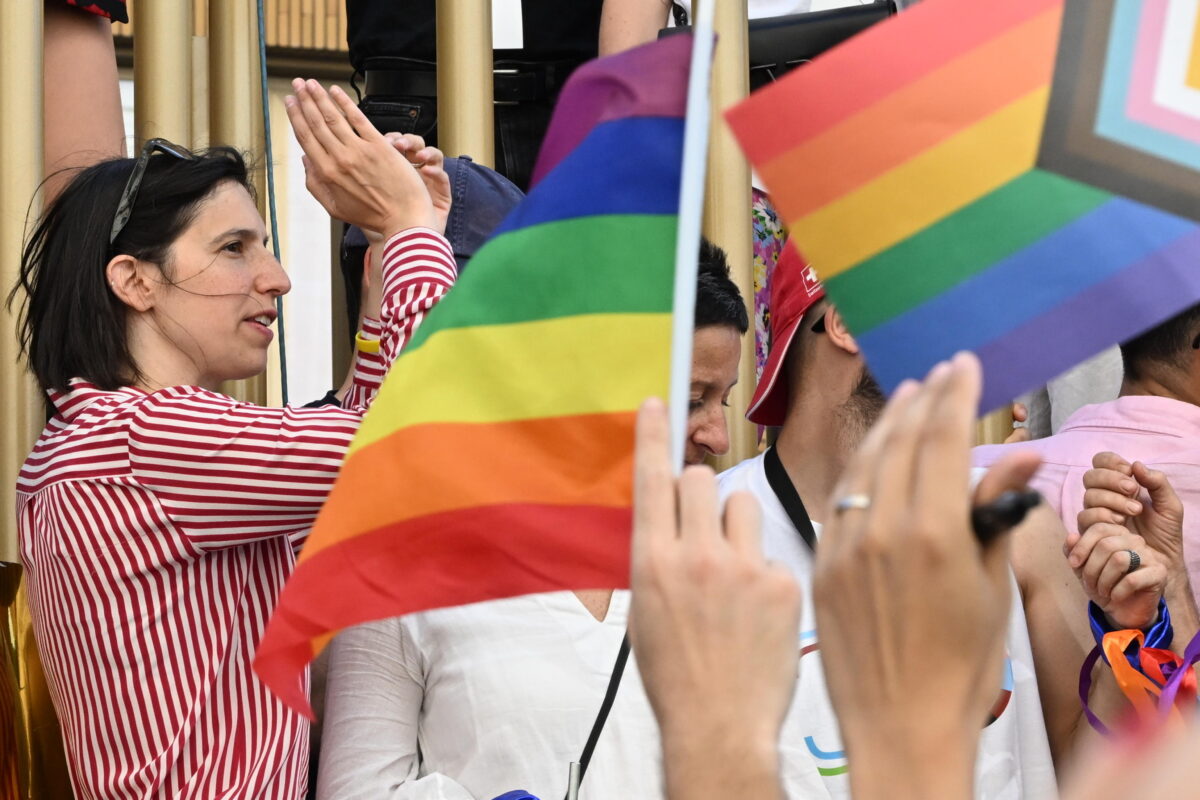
[316,617,477,800]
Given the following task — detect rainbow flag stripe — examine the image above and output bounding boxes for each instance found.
[255,35,692,713]
[727,0,1200,409]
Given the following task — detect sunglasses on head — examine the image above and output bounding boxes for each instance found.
[109,138,195,245]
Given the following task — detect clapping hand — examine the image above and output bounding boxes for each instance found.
[285,79,439,237]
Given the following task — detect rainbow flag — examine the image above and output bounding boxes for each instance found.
[726,0,1200,410]
[255,35,692,714]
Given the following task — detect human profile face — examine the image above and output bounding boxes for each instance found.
[685,324,742,466]
[134,180,290,390]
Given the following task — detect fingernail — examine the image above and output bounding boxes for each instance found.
[1128,501,1142,514]
[307,78,320,90]
[1121,479,1137,493]
[284,95,295,108]
[1113,513,1125,524]
[292,77,303,90]
[331,85,344,96]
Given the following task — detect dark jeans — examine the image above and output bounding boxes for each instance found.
[359,94,552,192]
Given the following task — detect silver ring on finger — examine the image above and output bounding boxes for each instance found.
[1125,549,1141,575]
[834,494,872,515]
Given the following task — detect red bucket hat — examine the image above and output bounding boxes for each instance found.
[746,240,825,426]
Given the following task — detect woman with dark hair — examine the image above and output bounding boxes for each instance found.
[9,77,454,799]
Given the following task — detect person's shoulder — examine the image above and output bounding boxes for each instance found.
[126,385,252,420]
[716,452,767,497]
[971,438,1050,468]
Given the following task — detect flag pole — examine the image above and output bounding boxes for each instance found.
[668,4,716,473]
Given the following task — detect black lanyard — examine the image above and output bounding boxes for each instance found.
[763,446,818,553]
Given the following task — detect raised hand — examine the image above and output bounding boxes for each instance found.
[382,133,452,236]
[814,353,1026,800]
[284,79,438,237]
[628,398,800,800]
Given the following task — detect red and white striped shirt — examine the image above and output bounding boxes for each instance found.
[16,229,456,800]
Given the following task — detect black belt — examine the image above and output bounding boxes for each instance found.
[364,59,582,104]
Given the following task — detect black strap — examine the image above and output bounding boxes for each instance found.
[763,447,818,553]
[564,632,631,799]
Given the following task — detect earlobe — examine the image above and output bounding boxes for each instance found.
[106,254,154,312]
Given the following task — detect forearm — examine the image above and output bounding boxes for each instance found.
[661,728,784,800]
[44,0,125,202]
[599,0,671,56]
[343,229,455,411]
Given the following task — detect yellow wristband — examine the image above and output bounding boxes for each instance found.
[355,331,381,354]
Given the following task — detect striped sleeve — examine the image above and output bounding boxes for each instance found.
[343,228,457,412]
[124,228,455,550]
[127,389,366,549]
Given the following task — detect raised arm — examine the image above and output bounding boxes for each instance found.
[285,81,456,412]
[599,0,674,56]
[128,81,458,550]
[43,0,126,202]
[628,398,801,800]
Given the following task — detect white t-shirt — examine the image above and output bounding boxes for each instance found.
[317,591,666,800]
[718,454,1059,799]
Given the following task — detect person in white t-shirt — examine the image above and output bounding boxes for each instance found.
[717,242,1186,796]
[629,358,1200,800]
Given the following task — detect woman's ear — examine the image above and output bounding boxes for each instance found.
[824,306,862,356]
[106,254,155,312]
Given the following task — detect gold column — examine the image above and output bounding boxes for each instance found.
[1,8,52,800]
[133,0,193,144]
[0,0,43,571]
[191,34,210,149]
[976,407,1017,446]
[701,0,755,470]
[435,0,495,167]
[210,0,267,405]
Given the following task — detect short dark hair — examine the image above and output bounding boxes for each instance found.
[1119,303,1200,381]
[695,238,749,334]
[9,148,251,394]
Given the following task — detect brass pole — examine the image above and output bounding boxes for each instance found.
[133,0,193,145]
[0,0,44,572]
[701,0,755,471]
[976,408,1017,446]
[1,8,48,799]
[435,0,494,167]
[191,34,210,149]
[210,0,267,405]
